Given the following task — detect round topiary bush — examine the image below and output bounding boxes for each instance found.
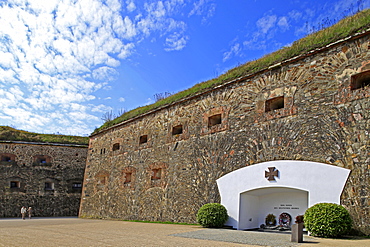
[196,203,228,228]
[304,203,352,238]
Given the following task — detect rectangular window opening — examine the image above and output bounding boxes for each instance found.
[44,182,54,190]
[2,156,11,162]
[33,155,51,165]
[172,125,183,135]
[139,135,148,144]
[112,143,120,151]
[265,96,285,112]
[351,71,370,90]
[208,114,222,127]
[72,183,82,189]
[10,181,20,188]
[151,169,162,180]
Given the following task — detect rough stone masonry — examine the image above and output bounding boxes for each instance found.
[80,30,370,235]
[0,141,87,217]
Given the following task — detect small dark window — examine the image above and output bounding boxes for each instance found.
[139,135,148,144]
[265,96,284,112]
[34,155,51,164]
[208,114,222,127]
[124,173,132,184]
[351,71,370,90]
[172,125,183,135]
[1,154,15,162]
[44,182,54,190]
[151,169,162,180]
[2,156,11,162]
[112,143,120,151]
[10,181,20,188]
[72,183,82,189]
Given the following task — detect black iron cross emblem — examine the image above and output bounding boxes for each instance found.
[265,167,279,181]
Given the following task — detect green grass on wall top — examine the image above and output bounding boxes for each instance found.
[94,9,370,135]
[0,126,89,145]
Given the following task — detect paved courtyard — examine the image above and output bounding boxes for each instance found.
[0,217,369,247]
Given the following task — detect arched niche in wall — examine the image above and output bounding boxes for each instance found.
[217,160,350,230]
[121,166,136,190]
[94,171,109,193]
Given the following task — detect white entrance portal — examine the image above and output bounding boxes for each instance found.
[239,187,308,229]
[217,160,350,230]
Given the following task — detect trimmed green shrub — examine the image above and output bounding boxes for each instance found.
[304,203,352,238]
[196,203,228,228]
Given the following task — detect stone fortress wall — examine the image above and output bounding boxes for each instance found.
[80,31,370,235]
[0,141,87,217]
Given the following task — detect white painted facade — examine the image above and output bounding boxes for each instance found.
[216,160,350,230]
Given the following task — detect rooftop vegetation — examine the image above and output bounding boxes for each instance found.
[0,126,89,145]
[94,9,370,135]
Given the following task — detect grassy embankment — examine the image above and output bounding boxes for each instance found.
[0,126,89,145]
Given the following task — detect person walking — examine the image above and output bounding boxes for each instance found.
[21,206,27,220]
[27,207,32,219]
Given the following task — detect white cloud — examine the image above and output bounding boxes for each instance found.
[223,42,241,62]
[0,51,17,69]
[0,0,137,135]
[118,43,136,59]
[148,1,166,18]
[256,15,277,34]
[92,67,119,81]
[0,0,212,135]
[119,97,125,102]
[223,10,293,61]
[135,1,189,51]
[90,104,112,113]
[288,10,302,21]
[277,17,289,31]
[126,0,136,12]
[164,32,188,51]
[189,0,216,23]
[0,68,18,84]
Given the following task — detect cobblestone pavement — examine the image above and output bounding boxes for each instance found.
[0,217,369,247]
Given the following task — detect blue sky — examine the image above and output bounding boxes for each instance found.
[0,0,369,136]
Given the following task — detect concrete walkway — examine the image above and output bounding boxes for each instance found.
[0,217,369,247]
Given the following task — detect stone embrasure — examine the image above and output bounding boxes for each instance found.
[80,32,370,235]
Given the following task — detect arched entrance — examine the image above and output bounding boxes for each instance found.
[239,187,308,229]
[217,160,350,230]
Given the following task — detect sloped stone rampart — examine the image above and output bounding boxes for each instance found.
[80,33,370,235]
[0,142,87,217]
